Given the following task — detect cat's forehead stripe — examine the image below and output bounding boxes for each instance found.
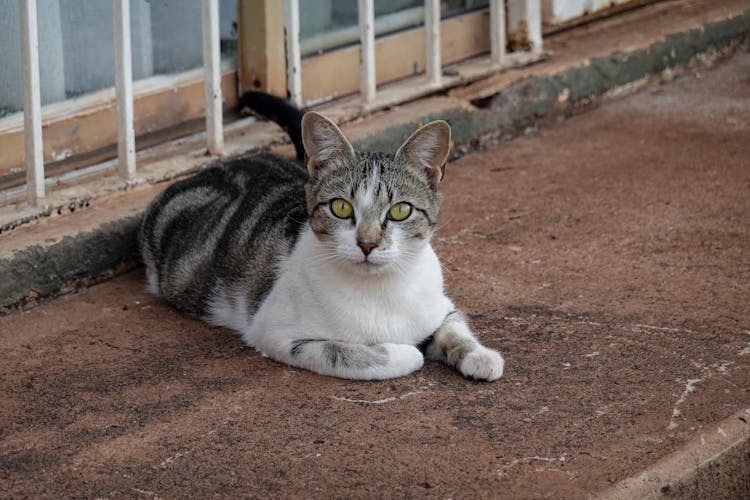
[353,154,386,206]
[365,161,380,199]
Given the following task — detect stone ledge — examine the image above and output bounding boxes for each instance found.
[602,410,750,499]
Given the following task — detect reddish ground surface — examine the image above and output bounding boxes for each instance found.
[1,46,749,498]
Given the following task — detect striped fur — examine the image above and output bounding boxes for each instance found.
[139,94,504,381]
[140,154,307,321]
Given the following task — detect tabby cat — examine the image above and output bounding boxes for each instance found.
[139,92,504,381]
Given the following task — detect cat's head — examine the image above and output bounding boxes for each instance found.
[301,111,451,274]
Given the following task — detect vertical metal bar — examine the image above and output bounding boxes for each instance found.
[358,0,375,105]
[19,0,45,205]
[525,0,543,53]
[202,0,223,155]
[283,0,302,106]
[113,0,136,179]
[424,0,441,86]
[490,0,506,65]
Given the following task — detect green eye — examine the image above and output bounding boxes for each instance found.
[388,202,412,221]
[330,198,354,219]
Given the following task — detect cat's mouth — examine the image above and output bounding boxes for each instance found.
[352,257,389,273]
[358,258,380,267]
[332,243,394,272]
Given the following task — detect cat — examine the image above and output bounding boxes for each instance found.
[139,91,504,381]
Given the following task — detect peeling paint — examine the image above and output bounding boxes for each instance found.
[50,149,73,162]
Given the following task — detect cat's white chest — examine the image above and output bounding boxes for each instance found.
[247,228,452,348]
[313,269,447,344]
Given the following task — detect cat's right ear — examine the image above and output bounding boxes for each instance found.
[394,120,451,189]
[301,112,355,178]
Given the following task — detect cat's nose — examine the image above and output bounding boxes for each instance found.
[357,240,378,256]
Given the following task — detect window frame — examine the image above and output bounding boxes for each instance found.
[0,1,510,194]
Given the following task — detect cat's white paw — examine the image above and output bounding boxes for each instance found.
[459,347,504,381]
[380,343,424,379]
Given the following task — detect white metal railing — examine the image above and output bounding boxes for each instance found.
[280,0,546,118]
[202,0,224,156]
[15,0,542,208]
[490,0,508,64]
[283,0,302,107]
[17,0,224,206]
[19,0,44,206]
[113,0,136,180]
[282,0,543,111]
[424,0,442,88]
[358,0,376,105]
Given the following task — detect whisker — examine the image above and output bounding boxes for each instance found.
[307,252,343,266]
[391,259,409,280]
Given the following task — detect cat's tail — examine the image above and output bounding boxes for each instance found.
[240,91,305,162]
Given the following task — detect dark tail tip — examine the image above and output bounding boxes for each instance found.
[240,91,305,162]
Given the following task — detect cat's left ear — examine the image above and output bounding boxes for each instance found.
[301,111,356,179]
[394,120,451,188]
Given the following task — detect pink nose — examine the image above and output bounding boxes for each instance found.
[357,241,378,256]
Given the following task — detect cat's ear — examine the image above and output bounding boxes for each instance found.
[394,120,451,188]
[301,111,355,177]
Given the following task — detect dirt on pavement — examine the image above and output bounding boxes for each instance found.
[1,45,749,498]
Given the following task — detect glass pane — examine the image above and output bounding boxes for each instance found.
[0,3,22,118]
[0,0,237,116]
[443,0,489,17]
[0,0,67,116]
[59,1,116,98]
[299,0,488,57]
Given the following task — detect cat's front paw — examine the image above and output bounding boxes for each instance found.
[382,343,424,378]
[459,347,504,381]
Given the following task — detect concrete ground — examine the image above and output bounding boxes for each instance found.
[1,44,749,498]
